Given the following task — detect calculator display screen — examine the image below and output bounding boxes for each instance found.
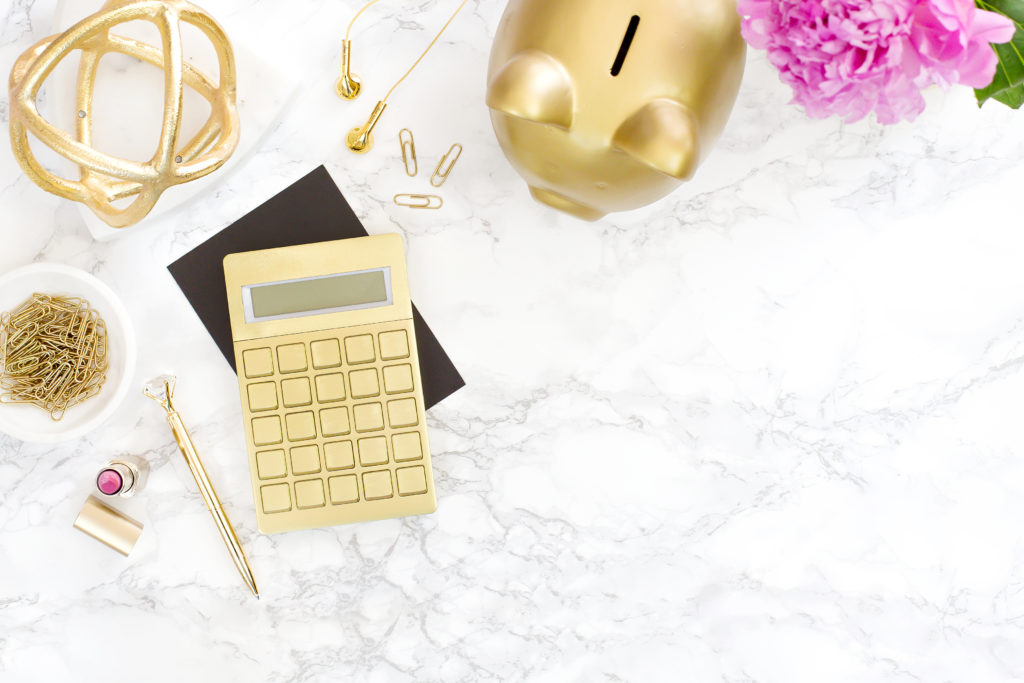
[244,267,392,322]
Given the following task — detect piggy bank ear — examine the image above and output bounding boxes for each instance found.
[486,51,575,130]
[613,98,699,180]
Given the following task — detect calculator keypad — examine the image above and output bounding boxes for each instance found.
[362,470,393,500]
[256,449,287,479]
[357,436,388,466]
[378,330,410,360]
[386,398,419,428]
[382,364,414,394]
[310,339,342,369]
[242,348,274,378]
[324,440,355,470]
[281,377,312,407]
[396,466,428,495]
[353,403,384,432]
[328,475,359,504]
[247,382,279,411]
[294,479,326,509]
[314,373,346,402]
[252,416,283,445]
[290,445,321,475]
[344,335,375,364]
[392,432,423,462]
[236,320,434,532]
[277,343,307,373]
[348,368,380,398]
[260,483,292,513]
[320,407,351,436]
[285,412,316,441]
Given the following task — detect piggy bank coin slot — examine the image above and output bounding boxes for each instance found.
[611,15,641,77]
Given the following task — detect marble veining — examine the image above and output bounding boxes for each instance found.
[2,0,1024,681]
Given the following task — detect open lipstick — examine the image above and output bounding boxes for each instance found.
[95,457,147,498]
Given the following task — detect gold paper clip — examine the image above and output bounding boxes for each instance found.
[430,143,462,187]
[394,193,443,209]
[399,128,417,177]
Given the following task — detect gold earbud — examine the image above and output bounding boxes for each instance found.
[346,100,387,153]
[339,0,468,154]
[335,39,361,100]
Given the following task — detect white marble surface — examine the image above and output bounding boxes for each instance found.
[3,0,1024,680]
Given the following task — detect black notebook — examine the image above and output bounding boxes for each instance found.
[167,166,465,409]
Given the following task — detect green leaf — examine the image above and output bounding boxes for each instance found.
[975,0,1024,108]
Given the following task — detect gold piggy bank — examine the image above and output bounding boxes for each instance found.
[486,0,745,220]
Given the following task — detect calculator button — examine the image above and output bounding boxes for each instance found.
[242,348,274,378]
[344,334,376,364]
[378,330,410,360]
[252,416,283,446]
[310,338,342,369]
[314,373,346,403]
[255,449,287,479]
[277,343,308,373]
[324,440,355,470]
[391,432,423,462]
[281,377,312,407]
[285,411,317,441]
[247,381,279,411]
[382,364,414,394]
[357,436,388,466]
[353,402,385,432]
[294,479,326,509]
[290,444,321,475]
[320,407,352,437]
[328,475,359,504]
[260,483,292,513]
[386,398,419,428]
[348,368,380,398]
[396,466,428,496]
[362,470,393,500]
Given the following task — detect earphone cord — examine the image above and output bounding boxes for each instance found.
[345,0,471,102]
[345,0,381,40]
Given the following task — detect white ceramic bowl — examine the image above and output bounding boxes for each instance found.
[0,263,136,443]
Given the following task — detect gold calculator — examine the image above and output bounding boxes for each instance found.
[224,235,436,534]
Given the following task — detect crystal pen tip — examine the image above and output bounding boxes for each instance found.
[142,374,177,412]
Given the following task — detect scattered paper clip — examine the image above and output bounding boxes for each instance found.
[394,193,443,209]
[399,128,417,177]
[430,143,462,187]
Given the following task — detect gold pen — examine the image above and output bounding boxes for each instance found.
[144,375,260,599]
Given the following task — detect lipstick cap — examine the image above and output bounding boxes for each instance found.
[73,496,144,556]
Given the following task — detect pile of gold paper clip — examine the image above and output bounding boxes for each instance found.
[394,128,462,210]
[0,293,108,420]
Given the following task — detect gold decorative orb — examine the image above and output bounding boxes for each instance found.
[486,0,746,221]
[8,0,240,229]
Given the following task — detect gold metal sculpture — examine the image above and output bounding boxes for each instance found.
[8,0,240,228]
[486,0,746,220]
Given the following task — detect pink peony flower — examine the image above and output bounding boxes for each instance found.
[737,0,1016,124]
